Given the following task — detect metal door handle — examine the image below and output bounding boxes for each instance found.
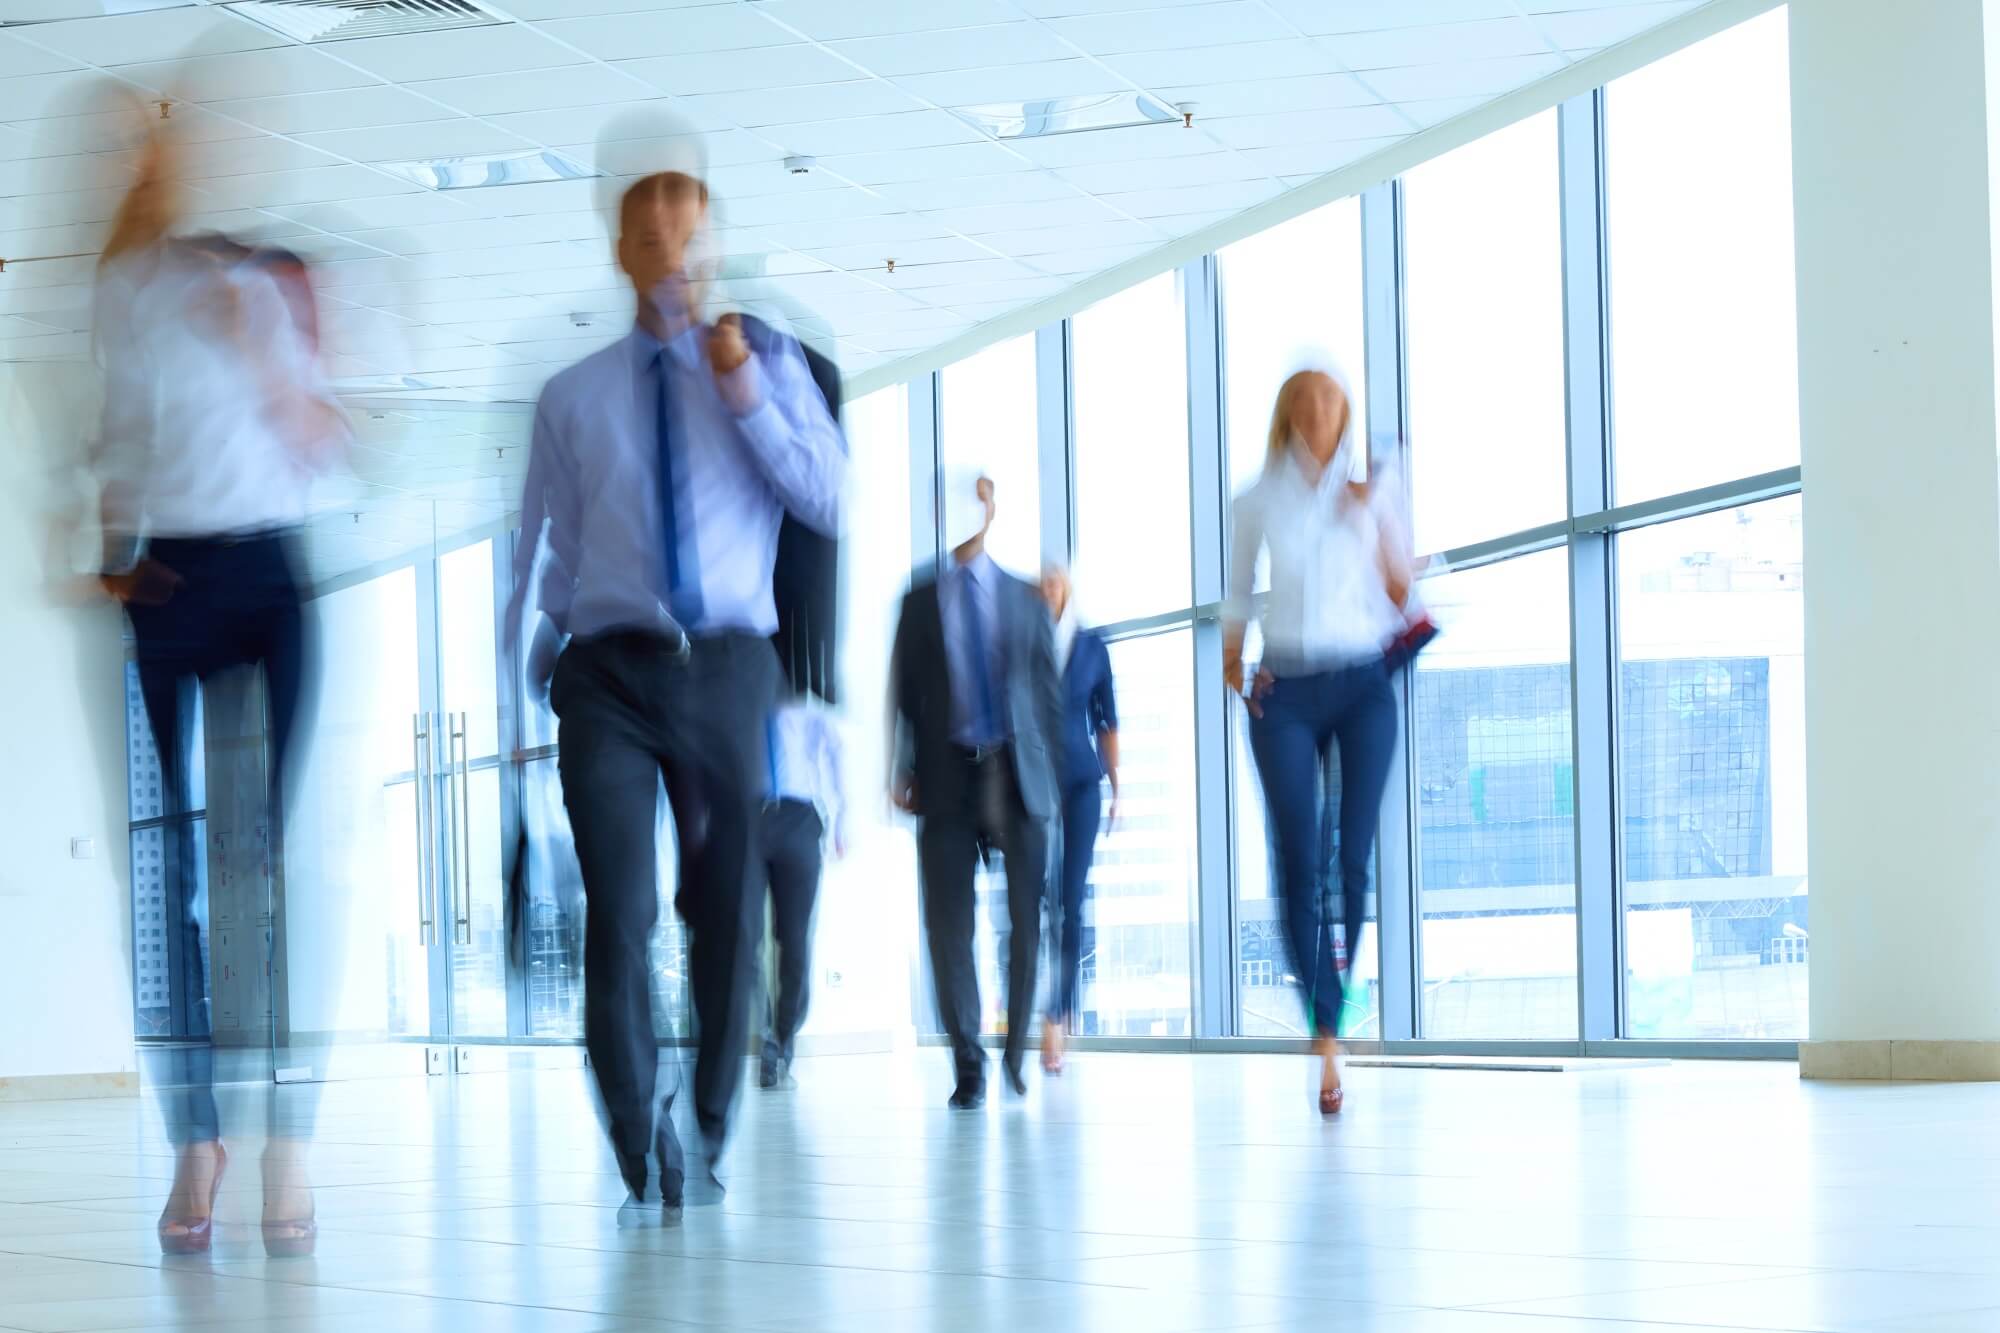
[411,712,434,946]
[452,713,472,946]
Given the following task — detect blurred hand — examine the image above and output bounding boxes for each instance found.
[1232,664,1275,720]
[1104,784,1121,835]
[100,558,181,607]
[709,315,758,413]
[524,620,561,704]
[890,771,919,815]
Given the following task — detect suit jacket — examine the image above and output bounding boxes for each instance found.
[744,315,843,704]
[891,562,1062,821]
[1058,627,1117,790]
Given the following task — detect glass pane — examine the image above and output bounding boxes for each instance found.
[447,764,507,1036]
[1607,9,1797,504]
[1619,497,1806,1038]
[1078,629,1195,1037]
[285,567,429,1055]
[1220,196,1368,497]
[522,757,584,1037]
[1414,550,1577,1038]
[517,758,690,1040]
[130,826,171,1037]
[124,666,203,819]
[1403,111,1567,554]
[1072,271,1191,622]
[438,538,499,757]
[1231,705,1382,1041]
[940,333,1040,576]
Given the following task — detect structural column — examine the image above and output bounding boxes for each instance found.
[1793,0,2000,1076]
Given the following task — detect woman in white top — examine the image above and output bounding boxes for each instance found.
[1225,367,1413,1115]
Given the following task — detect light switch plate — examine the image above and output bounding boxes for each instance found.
[70,837,94,860]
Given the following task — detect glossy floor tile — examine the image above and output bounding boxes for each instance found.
[0,1052,1994,1331]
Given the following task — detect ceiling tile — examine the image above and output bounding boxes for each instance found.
[1225,137,1400,180]
[1052,150,1260,193]
[1009,120,1218,168]
[801,234,995,271]
[753,0,1018,41]
[540,7,793,60]
[33,8,282,67]
[0,279,90,317]
[1023,240,1160,275]
[828,23,1073,76]
[890,57,1123,107]
[923,193,1123,235]
[209,86,464,136]
[500,0,731,15]
[333,25,589,84]
[1265,0,1522,34]
[0,33,82,77]
[1202,103,1414,150]
[678,78,926,129]
[814,140,1035,186]
[410,64,663,119]
[1362,50,1565,101]
[907,275,1069,307]
[0,68,116,120]
[1103,38,1337,86]
[118,134,343,181]
[1154,73,1380,119]
[0,152,127,198]
[194,163,422,210]
[118,46,381,102]
[1535,2,1702,51]
[717,186,906,228]
[616,45,857,97]
[1332,16,1556,68]
[272,194,482,232]
[981,218,1162,256]
[755,211,951,251]
[872,171,1079,211]
[764,109,983,159]
[297,119,535,165]
[1097,176,1281,218]
[872,256,1042,290]
[1045,2,1295,54]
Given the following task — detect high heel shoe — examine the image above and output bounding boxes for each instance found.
[1041,1019,1065,1075]
[158,1143,227,1256]
[1318,1085,1345,1116]
[261,1145,317,1258]
[1313,1036,1343,1117]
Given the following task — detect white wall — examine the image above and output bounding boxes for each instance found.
[0,362,136,1080]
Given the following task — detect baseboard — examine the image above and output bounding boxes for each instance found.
[0,1071,140,1102]
[789,1029,905,1058]
[1801,1040,2000,1081]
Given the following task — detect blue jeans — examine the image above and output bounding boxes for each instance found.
[1246,661,1398,1037]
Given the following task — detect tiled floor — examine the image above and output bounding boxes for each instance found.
[0,1051,1994,1331]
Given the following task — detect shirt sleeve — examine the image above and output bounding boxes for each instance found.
[719,332,846,537]
[504,395,580,648]
[1092,639,1119,736]
[815,713,847,847]
[1224,483,1264,630]
[91,263,152,546]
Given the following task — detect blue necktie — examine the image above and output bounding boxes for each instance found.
[656,348,703,631]
[962,569,1000,744]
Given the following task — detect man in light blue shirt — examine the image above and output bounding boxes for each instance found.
[755,701,845,1092]
[505,170,844,1223]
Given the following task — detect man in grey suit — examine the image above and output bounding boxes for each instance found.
[891,467,1062,1107]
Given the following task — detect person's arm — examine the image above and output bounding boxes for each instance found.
[708,318,846,536]
[1029,587,1063,782]
[502,398,579,702]
[1094,640,1121,821]
[888,593,919,812]
[1222,487,1262,697]
[818,714,848,855]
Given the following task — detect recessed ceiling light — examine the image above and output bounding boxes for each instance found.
[223,0,507,44]
[954,92,1178,140]
[376,149,596,191]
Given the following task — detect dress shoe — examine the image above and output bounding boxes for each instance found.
[947,1079,986,1110]
[1003,1057,1028,1098]
[759,1056,796,1091]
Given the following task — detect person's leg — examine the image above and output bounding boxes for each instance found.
[1247,678,1342,1039]
[762,803,823,1077]
[990,767,1048,1089]
[1054,782,1100,1024]
[662,638,777,1158]
[1329,665,1399,989]
[919,811,984,1092]
[555,657,665,1200]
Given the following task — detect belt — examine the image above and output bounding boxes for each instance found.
[953,740,1010,765]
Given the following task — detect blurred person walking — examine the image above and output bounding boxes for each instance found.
[505,170,844,1223]
[1225,368,1414,1116]
[1036,564,1118,1074]
[890,469,1062,1107]
[755,698,846,1092]
[91,119,346,1255]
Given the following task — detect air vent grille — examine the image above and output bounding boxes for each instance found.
[223,0,506,44]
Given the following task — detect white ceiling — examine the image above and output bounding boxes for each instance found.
[0,0,1722,581]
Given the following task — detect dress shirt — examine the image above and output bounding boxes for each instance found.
[94,241,343,541]
[1227,447,1401,669]
[508,321,845,647]
[766,702,846,846]
[937,551,1008,748]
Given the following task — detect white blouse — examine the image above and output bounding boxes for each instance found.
[1227,447,1403,669]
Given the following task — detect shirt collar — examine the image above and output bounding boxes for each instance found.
[953,550,997,590]
[628,320,704,369]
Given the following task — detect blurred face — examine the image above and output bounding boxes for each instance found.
[1290,372,1350,464]
[617,188,706,303]
[1040,567,1071,619]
